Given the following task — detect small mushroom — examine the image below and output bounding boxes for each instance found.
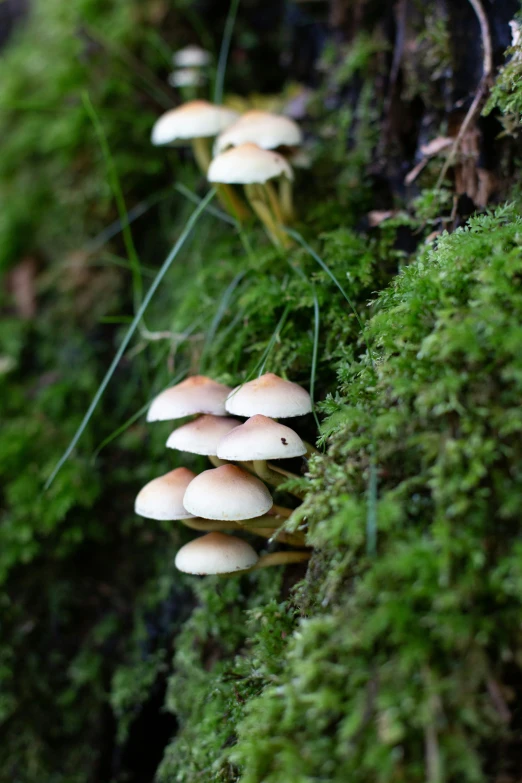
[174,531,310,575]
[150,100,247,220]
[175,532,259,574]
[217,414,305,491]
[147,376,232,422]
[135,467,196,520]
[225,373,312,419]
[168,68,206,89]
[214,111,302,222]
[208,143,293,247]
[166,414,240,465]
[183,463,273,520]
[172,45,211,69]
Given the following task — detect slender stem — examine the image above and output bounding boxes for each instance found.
[216,183,250,222]
[208,454,229,468]
[279,177,294,223]
[304,441,321,458]
[182,518,241,532]
[244,185,281,246]
[191,137,212,174]
[252,551,311,570]
[270,504,293,519]
[247,527,306,547]
[253,459,305,500]
[264,181,285,225]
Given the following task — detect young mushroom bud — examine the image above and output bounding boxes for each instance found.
[135,467,196,520]
[175,532,259,575]
[147,376,232,422]
[174,532,311,575]
[172,45,211,69]
[207,143,293,247]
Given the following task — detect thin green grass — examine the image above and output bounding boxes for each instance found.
[200,270,248,372]
[82,92,144,314]
[44,189,216,489]
[214,0,241,105]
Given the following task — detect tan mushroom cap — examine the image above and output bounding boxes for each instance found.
[135,467,196,520]
[214,110,303,155]
[151,100,239,146]
[207,143,293,185]
[175,531,258,574]
[217,414,306,461]
[225,373,312,418]
[166,414,241,456]
[147,376,232,422]
[183,464,273,520]
[172,45,211,68]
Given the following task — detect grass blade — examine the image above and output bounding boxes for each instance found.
[214,0,241,105]
[44,188,216,489]
[310,284,321,432]
[82,91,143,313]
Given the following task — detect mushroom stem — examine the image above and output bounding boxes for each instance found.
[191,136,212,173]
[181,518,241,532]
[279,177,294,223]
[208,455,229,468]
[253,459,304,499]
[252,550,311,570]
[244,184,292,249]
[304,441,321,458]
[191,137,249,221]
[269,504,293,519]
[181,518,304,546]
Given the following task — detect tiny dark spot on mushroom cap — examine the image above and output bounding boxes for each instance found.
[281,437,288,445]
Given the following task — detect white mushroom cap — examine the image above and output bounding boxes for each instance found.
[214,110,303,155]
[151,100,239,146]
[135,467,196,520]
[147,376,232,422]
[225,373,312,418]
[168,68,206,88]
[183,464,273,520]
[175,531,258,574]
[217,414,306,461]
[166,415,241,456]
[172,45,211,68]
[207,143,293,185]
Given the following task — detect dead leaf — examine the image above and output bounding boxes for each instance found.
[367,210,396,227]
[7,257,37,318]
[420,136,453,157]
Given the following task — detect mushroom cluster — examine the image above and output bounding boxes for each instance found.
[151,97,304,245]
[135,373,315,576]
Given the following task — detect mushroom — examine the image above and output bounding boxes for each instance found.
[147,376,232,423]
[225,373,312,419]
[172,45,211,68]
[166,414,240,467]
[217,414,306,493]
[175,532,259,574]
[168,68,206,89]
[150,100,248,220]
[213,111,302,222]
[207,143,293,247]
[174,531,310,575]
[135,467,196,520]
[183,463,273,520]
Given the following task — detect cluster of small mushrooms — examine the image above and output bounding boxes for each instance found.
[135,373,315,577]
[151,47,303,248]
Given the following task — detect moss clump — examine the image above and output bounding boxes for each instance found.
[230,204,522,782]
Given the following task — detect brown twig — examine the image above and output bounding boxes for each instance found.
[436,0,493,188]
